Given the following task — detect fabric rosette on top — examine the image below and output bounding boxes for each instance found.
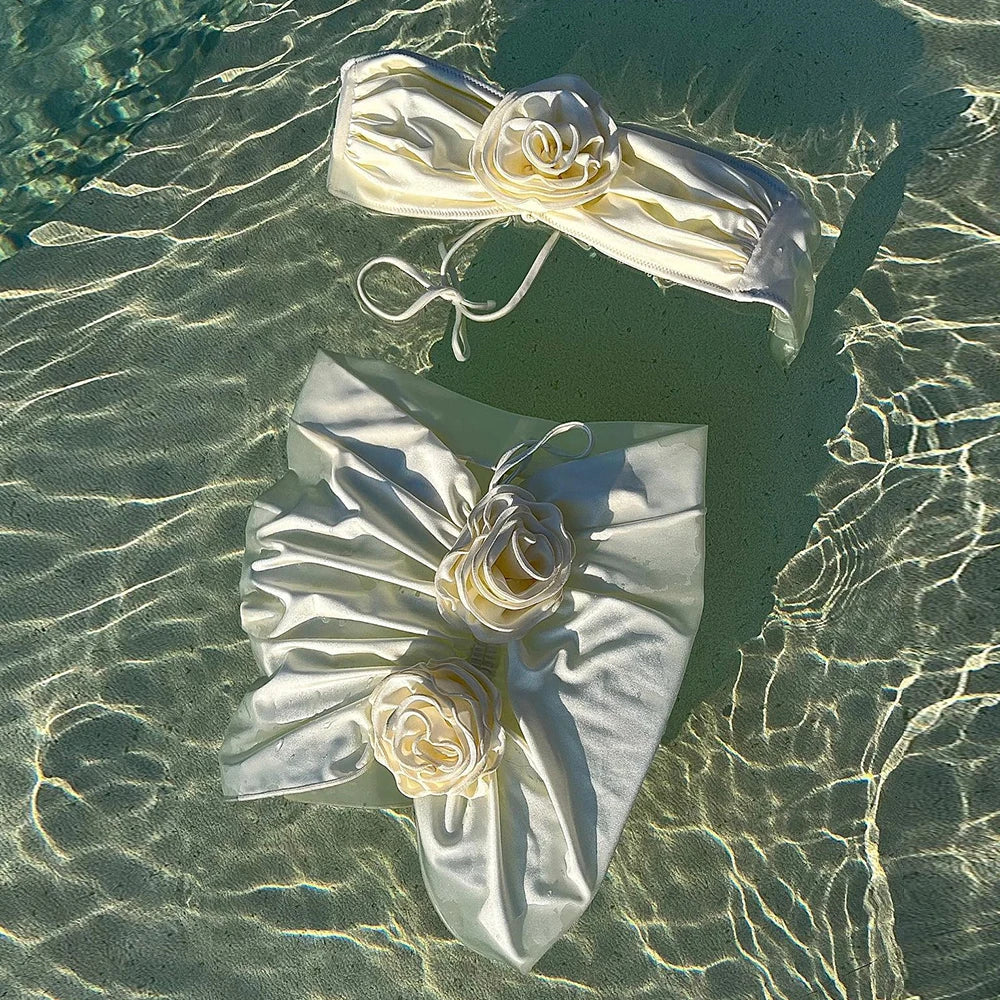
[220,352,707,970]
[469,76,622,214]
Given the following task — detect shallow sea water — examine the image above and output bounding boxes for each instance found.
[1,1,999,998]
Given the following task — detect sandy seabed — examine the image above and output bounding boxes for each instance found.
[1,1,998,998]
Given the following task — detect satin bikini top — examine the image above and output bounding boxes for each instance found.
[328,50,820,363]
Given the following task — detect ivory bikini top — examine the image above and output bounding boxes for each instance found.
[328,50,820,363]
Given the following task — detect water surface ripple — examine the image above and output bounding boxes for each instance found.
[0,1,998,998]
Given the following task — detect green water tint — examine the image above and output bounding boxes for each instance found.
[0,0,248,259]
[1,0,998,997]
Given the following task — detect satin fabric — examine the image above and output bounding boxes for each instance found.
[220,352,707,969]
[328,51,819,363]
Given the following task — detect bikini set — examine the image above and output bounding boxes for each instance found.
[218,51,819,970]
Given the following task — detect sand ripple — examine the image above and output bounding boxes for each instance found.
[1,1,998,998]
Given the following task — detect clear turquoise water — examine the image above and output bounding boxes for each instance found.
[1,1,998,998]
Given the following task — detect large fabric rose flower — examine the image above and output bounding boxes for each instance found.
[470,75,621,214]
[434,484,574,643]
[368,659,504,798]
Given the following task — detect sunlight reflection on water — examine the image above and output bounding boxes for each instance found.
[0,1,998,998]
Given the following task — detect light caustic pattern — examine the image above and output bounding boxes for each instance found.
[0,1,998,999]
[0,0,250,259]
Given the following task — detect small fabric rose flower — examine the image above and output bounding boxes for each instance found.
[435,484,574,643]
[470,76,621,215]
[368,660,505,798]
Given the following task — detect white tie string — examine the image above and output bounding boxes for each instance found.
[490,421,594,491]
[356,220,561,361]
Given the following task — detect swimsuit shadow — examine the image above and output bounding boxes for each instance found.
[486,0,923,139]
[426,0,969,741]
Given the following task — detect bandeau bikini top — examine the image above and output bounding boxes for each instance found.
[328,50,820,364]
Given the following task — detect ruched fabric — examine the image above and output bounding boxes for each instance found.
[220,352,707,970]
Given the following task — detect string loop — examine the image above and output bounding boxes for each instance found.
[356,220,560,361]
[489,421,594,492]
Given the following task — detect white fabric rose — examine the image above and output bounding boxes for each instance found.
[368,659,505,799]
[470,76,621,214]
[435,485,574,643]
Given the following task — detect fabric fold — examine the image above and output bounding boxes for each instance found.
[328,50,820,362]
[220,664,402,805]
[221,351,707,969]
